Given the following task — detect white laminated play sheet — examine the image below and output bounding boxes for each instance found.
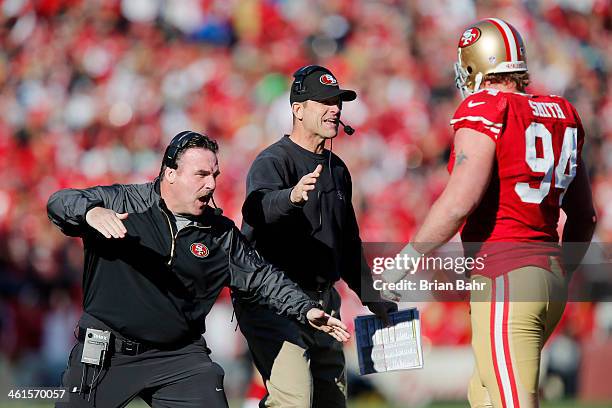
[354,308,424,375]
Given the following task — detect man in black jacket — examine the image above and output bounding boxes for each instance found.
[47,131,349,408]
[238,66,396,408]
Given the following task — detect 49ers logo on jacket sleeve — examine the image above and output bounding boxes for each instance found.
[190,243,209,258]
[319,74,337,85]
[459,27,481,47]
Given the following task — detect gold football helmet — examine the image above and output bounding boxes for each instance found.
[454,18,527,98]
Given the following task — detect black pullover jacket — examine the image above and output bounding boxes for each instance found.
[47,180,318,345]
[241,135,368,294]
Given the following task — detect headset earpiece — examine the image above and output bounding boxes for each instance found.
[163,131,200,169]
[292,65,331,95]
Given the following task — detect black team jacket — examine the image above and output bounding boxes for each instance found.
[47,180,318,346]
[241,135,369,295]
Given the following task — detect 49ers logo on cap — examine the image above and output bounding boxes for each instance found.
[319,74,337,86]
[190,243,209,258]
[459,27,481,48]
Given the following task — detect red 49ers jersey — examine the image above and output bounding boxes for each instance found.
[448,89,584,274]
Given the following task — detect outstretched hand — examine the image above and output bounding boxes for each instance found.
[85,207,128,239]
[290,164,323,204]
[306,308,351,343]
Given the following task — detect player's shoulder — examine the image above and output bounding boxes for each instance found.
[462,88,509,106]
[466,88,508,102]
[451,89,509,131]
[454,89,509,115]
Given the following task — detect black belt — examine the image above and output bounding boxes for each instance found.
[77,327,160,356]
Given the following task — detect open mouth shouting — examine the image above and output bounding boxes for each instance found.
[323,117,339,129]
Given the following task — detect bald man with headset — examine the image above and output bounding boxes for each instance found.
[47,131,350,408]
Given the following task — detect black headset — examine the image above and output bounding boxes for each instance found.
[292,65,331,95]
[161,130,224,216]
[163,130,202,169]
[291,65,355,135]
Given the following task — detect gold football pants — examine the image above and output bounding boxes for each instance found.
[468,261,567,408]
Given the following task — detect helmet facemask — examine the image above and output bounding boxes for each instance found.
[454,51,484,100]
[454,60,469,99]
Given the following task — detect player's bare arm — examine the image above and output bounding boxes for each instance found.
[410,127,496,254]
[455,149,468,165]
[381,128,496,286]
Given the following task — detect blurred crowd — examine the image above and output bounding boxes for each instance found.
[0,0,610,401]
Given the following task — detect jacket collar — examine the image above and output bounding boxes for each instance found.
[153,177,162,197]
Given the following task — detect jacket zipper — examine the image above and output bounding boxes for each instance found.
[161,210,212,266]
[162,210,178,266]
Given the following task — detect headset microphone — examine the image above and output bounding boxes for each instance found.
[339,120,355,135]
[211,195,223,216]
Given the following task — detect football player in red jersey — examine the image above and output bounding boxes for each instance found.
[383,18,596,407]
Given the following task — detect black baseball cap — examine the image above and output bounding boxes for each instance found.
[290,65,357,104]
